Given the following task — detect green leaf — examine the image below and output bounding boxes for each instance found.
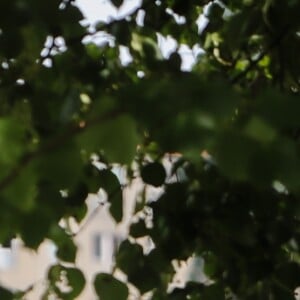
[244,116,277,143]
[98,169,123,222]
[65,183,88,207]
[78,114,139,164]
[20,211,52,249]
[109,199,123,223]
[3,165,37,213]
[141,162,166,187]
[48,265,85,299]
[1,0,300,298]
[213,131,258,181]
[110,21,131,45]
[130,219,148,238]
[116,240,144,274]
[49,225,77,262]
[116,241,160,292]
[203,252,219,278]
[64,267,86,299]
[257,90,300,129]
[56,239,77,263]
[67,202,88,223]
[36,140,83,190]
[0,118,26,178]
[273,138,300,191]
[94,273,128,300]
[202,283,225,299]
[0,287,13,300]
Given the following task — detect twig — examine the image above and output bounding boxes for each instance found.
[0,108,123,192]
[230,25,290,84]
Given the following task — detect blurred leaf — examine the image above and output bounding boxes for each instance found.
[213,130,258,181]
[48,264,85,299]
[20,211,52,249]
[141,162,166,187]
[111,0,123,8]
[49,225,77,262]
[257,90,300,129]
[0,118,26,178]
[0,287,13,300]
[244,116,277,143]
[98,169,123,222]
[0,0,300,298]
[116,241,161,292]
[203,251,218,278]
[202,283,225,299]
[78,114,139,164]
[130,219,148,238]
[64,267,86,299]
[3,165,37,213]
[65,183,88,207]
[36,140,83,190]
[131,33,163,62]
[94,273,128,300]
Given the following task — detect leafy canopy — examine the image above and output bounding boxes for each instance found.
[0,0,300,299]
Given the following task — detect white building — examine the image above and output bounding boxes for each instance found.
[0,163,150,298]
[0,160,209,299]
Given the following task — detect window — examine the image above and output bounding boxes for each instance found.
[0,247,13,270]
[93,234,101,259]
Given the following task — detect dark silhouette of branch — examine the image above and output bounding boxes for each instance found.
[230,25,290,84]
[0,108,123,192]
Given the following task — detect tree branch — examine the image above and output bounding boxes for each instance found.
[0,108,123,192]
[230,25,290,84]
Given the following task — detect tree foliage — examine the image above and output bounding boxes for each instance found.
[0,0,300,298]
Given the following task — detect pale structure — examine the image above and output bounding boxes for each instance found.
[0,160,210,299]
[0,172,140,299]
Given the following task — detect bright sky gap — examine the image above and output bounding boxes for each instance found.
[75,0,204,70]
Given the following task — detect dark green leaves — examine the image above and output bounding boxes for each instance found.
[130,219,148,238]
[256,90,300,130]
[46,264,85,299]
[77,114,139,165]
[120,74,239,156]
[141,162,166,187]
[98,169,123,222]
[2,165,37,213]
[110,0,123,8]
[0,118,27,178]
[212,126,300,190]
[0,287,13,300]
[116,241,161,293]
[36,140,83,190]
[203,252,219,278]
[94,273,128,300]
[49,225,77,262]
[0,0,300,299]
[213,130,259,181]
[0,29,24,58]
[76,164,124,222]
